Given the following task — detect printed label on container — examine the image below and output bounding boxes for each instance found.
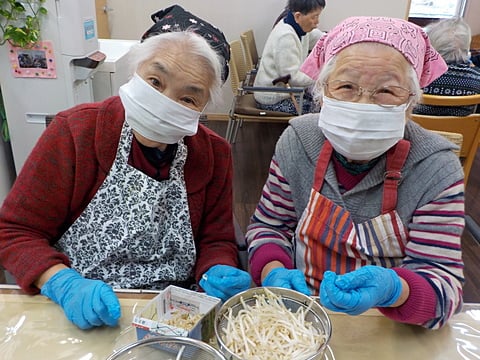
[84,19,95,40]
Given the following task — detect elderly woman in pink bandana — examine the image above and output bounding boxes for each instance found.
[246,16,464,329]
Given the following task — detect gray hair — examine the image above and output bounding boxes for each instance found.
[127,31,223,105]
[312,48,422,111]
[424,17,472,64]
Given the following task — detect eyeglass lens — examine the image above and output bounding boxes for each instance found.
[325,80,412,106]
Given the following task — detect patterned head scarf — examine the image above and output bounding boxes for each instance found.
[141,5,230,83]
[300,16,447,87]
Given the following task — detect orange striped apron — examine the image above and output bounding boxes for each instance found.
[295,140,411,295]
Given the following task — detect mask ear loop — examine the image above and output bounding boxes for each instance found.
[404,95,417,117]
[201,102,209,114]
[199,103,209,124]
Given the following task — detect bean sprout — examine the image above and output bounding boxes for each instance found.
[221,288,326,360]
[164,311,203,330]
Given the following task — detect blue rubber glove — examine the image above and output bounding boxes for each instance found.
[40,268,121,330]
[199,265,251,301]
[262,268,311,296]
[320,265,402,315]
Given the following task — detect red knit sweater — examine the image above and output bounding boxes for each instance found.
[0,97,238,293]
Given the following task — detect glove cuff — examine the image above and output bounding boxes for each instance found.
[40,268,80,305]
[378,269,403,307]
[250,243,293,285]
[262,267,282,286]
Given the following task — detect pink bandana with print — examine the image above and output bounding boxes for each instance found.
[300,16,447,87]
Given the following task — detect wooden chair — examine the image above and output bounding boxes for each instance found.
[471,34,480,51]
[226,40,304,143]
[431,130,463,157]
[415,93,480,111]
[414,94,480,246]
[410,93,480,186]
[240,29,259,72]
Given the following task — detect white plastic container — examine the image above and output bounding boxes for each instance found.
[132,285,221,343]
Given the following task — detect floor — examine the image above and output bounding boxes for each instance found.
[206,120,480,303]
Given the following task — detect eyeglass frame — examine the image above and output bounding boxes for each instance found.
[322,80,416,108]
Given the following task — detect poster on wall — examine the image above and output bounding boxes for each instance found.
[8,40,56,79]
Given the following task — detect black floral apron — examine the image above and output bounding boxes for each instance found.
[55,121,196,289]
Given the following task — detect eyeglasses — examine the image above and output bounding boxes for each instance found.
[323,80,415,107]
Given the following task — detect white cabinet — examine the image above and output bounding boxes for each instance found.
[92,39,138,101]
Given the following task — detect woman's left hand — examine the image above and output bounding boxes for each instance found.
[200,265,251,301]
[320,265,402,315]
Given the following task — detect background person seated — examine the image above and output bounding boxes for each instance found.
[253,0,326,115]
[414,17,480,116]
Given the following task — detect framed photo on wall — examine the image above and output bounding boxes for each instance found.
[8,40,56,78]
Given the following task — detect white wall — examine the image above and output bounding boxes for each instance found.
[319,0,410,30]
[464,0,480,35]
[108,1,285,46]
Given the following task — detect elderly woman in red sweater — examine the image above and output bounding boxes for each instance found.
[0,6,251,330]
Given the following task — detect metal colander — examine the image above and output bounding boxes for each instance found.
[106,336,227,360]
[214,287,332,360]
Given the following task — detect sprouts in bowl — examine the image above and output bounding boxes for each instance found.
[214,287,332,360]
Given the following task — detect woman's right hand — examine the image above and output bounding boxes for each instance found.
[262,267,311,296]
[40,268,121,329]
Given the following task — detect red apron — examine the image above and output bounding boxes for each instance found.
[295,140,411,295]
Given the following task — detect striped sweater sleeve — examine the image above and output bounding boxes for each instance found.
[246,156,299,279]
[388,180,465,329]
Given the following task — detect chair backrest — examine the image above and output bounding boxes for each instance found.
[410,93,480,185]
[419,93,480,111]
[471,34,480,51]
[241,29,259,70]
[431,130,463,157]
[229,40,249,96]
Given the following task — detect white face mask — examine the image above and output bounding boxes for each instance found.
[318,96,407,161]
[119,73,201,144]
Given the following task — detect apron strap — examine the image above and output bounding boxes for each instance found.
[313,139,410,214]
[313,140,334,191]
[382,139,411,214]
